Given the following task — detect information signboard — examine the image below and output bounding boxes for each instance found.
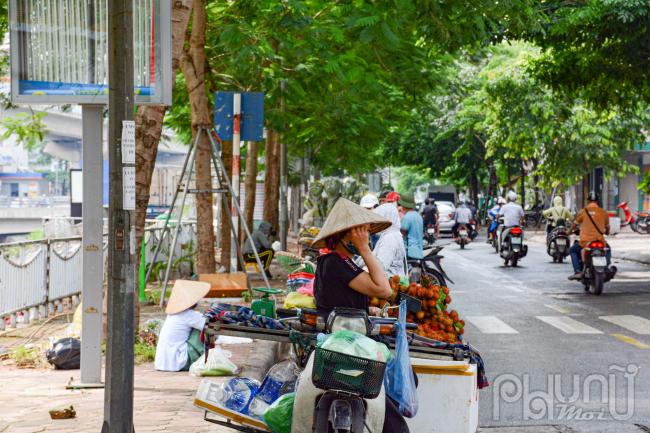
[9,0,172,105]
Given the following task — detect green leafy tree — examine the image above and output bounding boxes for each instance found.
[524,0,650,107]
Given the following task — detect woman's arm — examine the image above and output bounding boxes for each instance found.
[347,226,392,299]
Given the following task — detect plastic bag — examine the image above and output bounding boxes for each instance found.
[46,338,81,370]
[189,347,238,377]
[247,360,299,419]
[218,377,260,413]
[384,301,418,418]
[263,392,294,433]
[283,291,316,309]
[318,329,391,363]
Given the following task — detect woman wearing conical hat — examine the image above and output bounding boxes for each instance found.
[154,280,211,372]
[311,198,394,316]
[311,198,410,433]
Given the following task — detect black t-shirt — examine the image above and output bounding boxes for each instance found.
[422,204,438,225]
[314,252,366,315]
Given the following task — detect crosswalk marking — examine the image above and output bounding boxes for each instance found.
[465,316,518,334]
[599,315,650,335]
[536,316,603,334]
[611,334,650,349]
[544,304,571,314]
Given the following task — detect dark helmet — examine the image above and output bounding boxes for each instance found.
[424,198,430,205]
[587,191,600,203]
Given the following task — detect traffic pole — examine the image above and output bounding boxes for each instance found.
[230,93,241,272]
[102,0,135,431]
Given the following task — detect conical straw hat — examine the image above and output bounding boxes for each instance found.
[311,198,391,249]
[166,280,211,314]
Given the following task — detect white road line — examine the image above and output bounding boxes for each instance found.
[465,316,519,334]
[544,304,571,314]
[536,316,603,334]
[599,315,650,335]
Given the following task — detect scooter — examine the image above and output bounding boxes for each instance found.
[575,240,617,295]
[425,223,437,246]
[546,219,570,263]
[617,202,649,234]
[499,226,528,267]
[455,224,471,249]
[407,246,455,286]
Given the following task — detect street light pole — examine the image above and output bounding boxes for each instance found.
[102,0,135,432]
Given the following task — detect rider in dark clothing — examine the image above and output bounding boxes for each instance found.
[421,199,438,226]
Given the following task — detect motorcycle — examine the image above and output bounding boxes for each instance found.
[499,226,528,267]
[407,246,455,286]
[424,223,437,246]
[576,240,617,295]
[455,224,470,249]
[617,201,649,234]
[546,220,570,263]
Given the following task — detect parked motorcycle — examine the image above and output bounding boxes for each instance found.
[617,201,649,234]
[575,240,617,295]
[407,246,454,286]
[499,226,528,267]
[455,224,471,249]
[546,220,570,263]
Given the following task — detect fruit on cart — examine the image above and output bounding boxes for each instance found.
[381,279,465,343]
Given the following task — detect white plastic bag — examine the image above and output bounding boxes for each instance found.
[189,347,238,377]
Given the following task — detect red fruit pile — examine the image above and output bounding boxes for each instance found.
[369,275,465,343]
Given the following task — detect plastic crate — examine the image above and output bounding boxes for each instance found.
[311,347,386,399]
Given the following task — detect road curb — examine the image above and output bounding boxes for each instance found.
[239,340,284,382]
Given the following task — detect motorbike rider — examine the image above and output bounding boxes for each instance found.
[568,192,614,280]
[310,198,410,433]
[487,197,506,242]
[498,192,525,244]
[543,195,573,237]
[421,198,439,239]
[452,201,473,240]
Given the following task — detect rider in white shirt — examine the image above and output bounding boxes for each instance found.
[499,192,525,227]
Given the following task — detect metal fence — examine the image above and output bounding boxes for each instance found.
[0,222,196,329]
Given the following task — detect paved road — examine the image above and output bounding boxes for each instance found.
[438,234,650,432]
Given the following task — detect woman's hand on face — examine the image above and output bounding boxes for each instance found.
[349,225,370,253]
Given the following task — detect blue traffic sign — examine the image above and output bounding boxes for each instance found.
[214,91,264,141]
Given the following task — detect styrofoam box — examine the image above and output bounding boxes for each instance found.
[406,358,479,433]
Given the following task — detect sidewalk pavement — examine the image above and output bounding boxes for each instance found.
[0,344,255,433]
[527,230,650,265]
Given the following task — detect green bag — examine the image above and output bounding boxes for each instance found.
[263,392,294,433]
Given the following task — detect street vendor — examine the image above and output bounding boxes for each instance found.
[154,280,210,372]
[243,221,275,278]
[311,197,411,432]
[311,198,393,316]
[373,203,407,277]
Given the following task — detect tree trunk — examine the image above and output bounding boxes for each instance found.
[133,0,192,325]
[219,140,233,270]
[263,130,281,230]
[243,141,258,246]
[487,159,498,199]
[181,0,216,274]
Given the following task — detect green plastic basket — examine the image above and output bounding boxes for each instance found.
[311,347,386,399]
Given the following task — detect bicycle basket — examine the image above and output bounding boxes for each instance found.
[311,347,386,399]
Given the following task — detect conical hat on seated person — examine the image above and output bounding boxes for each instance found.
[166,280,211,315]
[311,198,391,249]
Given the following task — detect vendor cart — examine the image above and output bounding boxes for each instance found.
[194,307,483,433]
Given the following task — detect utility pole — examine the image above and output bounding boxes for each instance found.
[279,79,288,250]
[102,0,135,432]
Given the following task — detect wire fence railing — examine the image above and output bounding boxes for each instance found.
[0,221,197,330]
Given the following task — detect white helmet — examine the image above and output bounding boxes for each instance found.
[359,194,379,209]
[507,191,518,202]
[497,197,506,205]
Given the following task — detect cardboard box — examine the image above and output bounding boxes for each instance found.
[199,272,248,298]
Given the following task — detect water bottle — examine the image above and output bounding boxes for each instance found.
[247,360,298,419]
[220,377,260,413]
